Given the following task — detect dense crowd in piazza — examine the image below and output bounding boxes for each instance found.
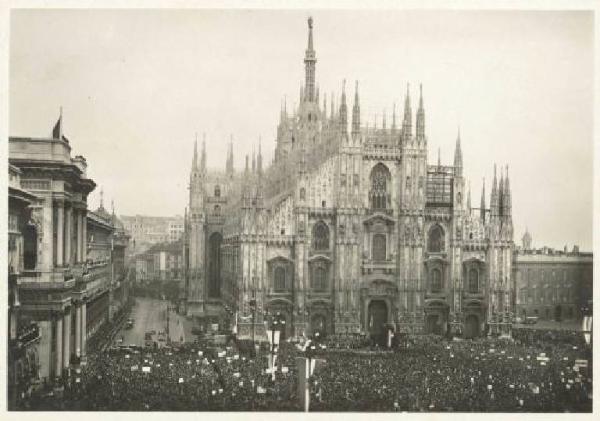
[18,326,591,412]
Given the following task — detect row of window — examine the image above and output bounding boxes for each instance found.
[271,265,482,294]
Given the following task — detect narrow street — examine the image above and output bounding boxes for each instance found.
[114,297,187,347]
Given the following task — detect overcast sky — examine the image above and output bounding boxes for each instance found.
[9,9,594,250]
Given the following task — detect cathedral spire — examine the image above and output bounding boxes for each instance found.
[193,133,198,170]
[480,177,486,221]
[304,17,317,102]
[504,165,512,218]
[352,80,361,136]
[252,146,256,173]
[392,102,397,133]
[382,108,387,130]
[491,164,499,217]
[402,83,412,142]
[330,92,335,121]
[467,180,472,214]
[454,127,463,176]
[498,165,504,216]
[416,84,425,142]
[437,147,441,167]
[257,136,263,175]
[339,79,348,134]
[226,134,234,176]
[201,133,206,172]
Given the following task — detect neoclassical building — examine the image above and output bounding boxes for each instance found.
[8,116,130,393]
[184,18,515,340]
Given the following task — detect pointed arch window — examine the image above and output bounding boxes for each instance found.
[312,264,328,291]
[372,234,387,261]
[468,268,479,293]
[369,163,391,210]
[274,266,286,292]
[430,268,443,293]
[428,225,444,253]
[312,222,329,250]
[214,185,221,197]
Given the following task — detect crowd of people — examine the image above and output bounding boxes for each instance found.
[20,327,592,412]
[312,333,592,412]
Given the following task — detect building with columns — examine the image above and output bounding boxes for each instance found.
[7,115,131,390]
[184,17,515,341]
[8,164,40,408]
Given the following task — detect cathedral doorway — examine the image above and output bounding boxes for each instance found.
[368,300,388,344]
[464,314,480,339]
[554,305,562,322]
[208,232,222,298]
[425,314,442,335]
[310,314,327,337]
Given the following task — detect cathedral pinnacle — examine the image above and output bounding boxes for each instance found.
[504,165,512,217]
[257,136,263,175]
[491,164,499,217]
[454,128,463,175]
[201,133,206,172]
[467,180,472,214]
[340,79,348,134]
[480,177,486,221]
[304,16,317,102]
[402,83,412,142]
[352,80,360,136]
[416,84,425,142]
[193,134,198,170]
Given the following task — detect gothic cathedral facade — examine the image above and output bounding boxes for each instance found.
[184,18,515,340]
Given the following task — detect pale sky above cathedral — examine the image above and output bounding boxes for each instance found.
[8,9,594,250]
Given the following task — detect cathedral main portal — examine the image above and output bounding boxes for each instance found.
[368,300,388,340]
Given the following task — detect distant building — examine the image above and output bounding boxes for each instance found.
[135,240,183,282]
[513,232,593,321]
[168,220,184,242]
[121,214,183,253]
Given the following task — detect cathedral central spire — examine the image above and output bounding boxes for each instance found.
[304,17,317,102]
